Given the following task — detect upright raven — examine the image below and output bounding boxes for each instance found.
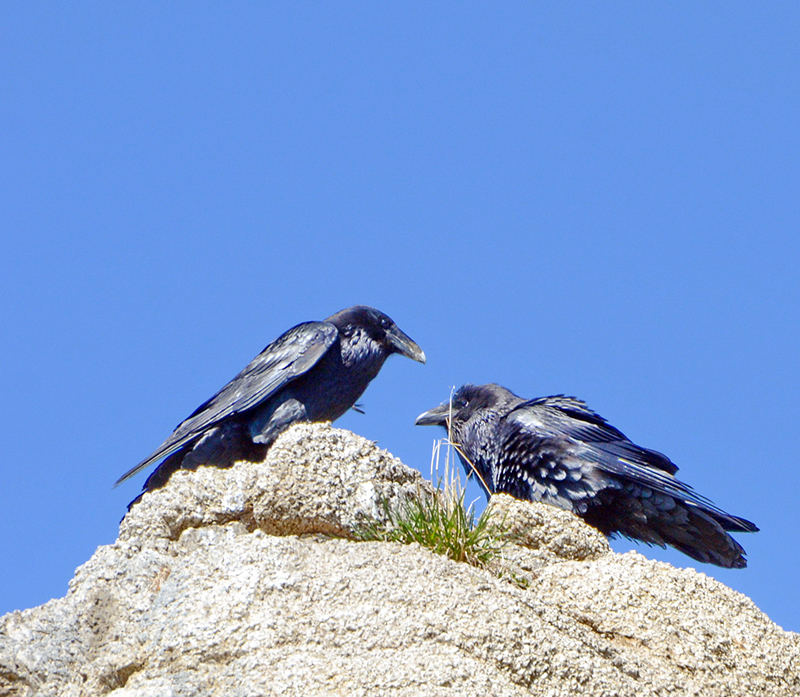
[117,306,425,500]
[416,383,757,568]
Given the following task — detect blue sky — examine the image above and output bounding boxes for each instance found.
[1,4,798,632]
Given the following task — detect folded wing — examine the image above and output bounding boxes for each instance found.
[115,321,338,485]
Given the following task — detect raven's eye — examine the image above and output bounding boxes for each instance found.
[379,317,391,329]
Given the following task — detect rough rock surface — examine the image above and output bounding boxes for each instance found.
[1,423,797,697]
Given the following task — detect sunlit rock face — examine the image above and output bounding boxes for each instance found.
[1,423,798,697]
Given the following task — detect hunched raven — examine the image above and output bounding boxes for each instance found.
[416,383,757,568]
[117,306,425,500]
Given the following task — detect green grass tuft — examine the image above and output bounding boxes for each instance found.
[355,437,508,570]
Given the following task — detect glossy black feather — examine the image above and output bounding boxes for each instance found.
[118,306,425,504]
[416,383,757,569]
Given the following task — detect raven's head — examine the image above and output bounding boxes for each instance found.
[326,306,426,364]
[415,383,515,429]
[416,383,518,499]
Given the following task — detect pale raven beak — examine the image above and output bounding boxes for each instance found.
[388,327,426,364]
[414,403,450,426]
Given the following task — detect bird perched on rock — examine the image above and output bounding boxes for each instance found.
[117,306,425,501]
[416,383,757,568]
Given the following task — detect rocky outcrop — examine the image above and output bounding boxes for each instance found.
[1,423,798,696]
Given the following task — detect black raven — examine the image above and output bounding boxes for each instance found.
[117,306,425,499]
[416,383,758,568]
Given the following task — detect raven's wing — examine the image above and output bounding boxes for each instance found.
[508,397,756,532]
[115,321,338,486]
[522,395,678,474]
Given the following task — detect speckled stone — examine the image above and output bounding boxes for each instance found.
[1,424,797,697]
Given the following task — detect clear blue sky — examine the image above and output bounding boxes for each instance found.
[2,4,798,632]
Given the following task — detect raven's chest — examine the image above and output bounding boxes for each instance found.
[454,417,506,493]
[292,341,385,422]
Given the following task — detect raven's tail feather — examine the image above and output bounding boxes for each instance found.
[658,505,750,569]
[586,492,755,569]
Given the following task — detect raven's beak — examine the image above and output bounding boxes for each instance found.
[388,326,426,364]
[414,403,450,426]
